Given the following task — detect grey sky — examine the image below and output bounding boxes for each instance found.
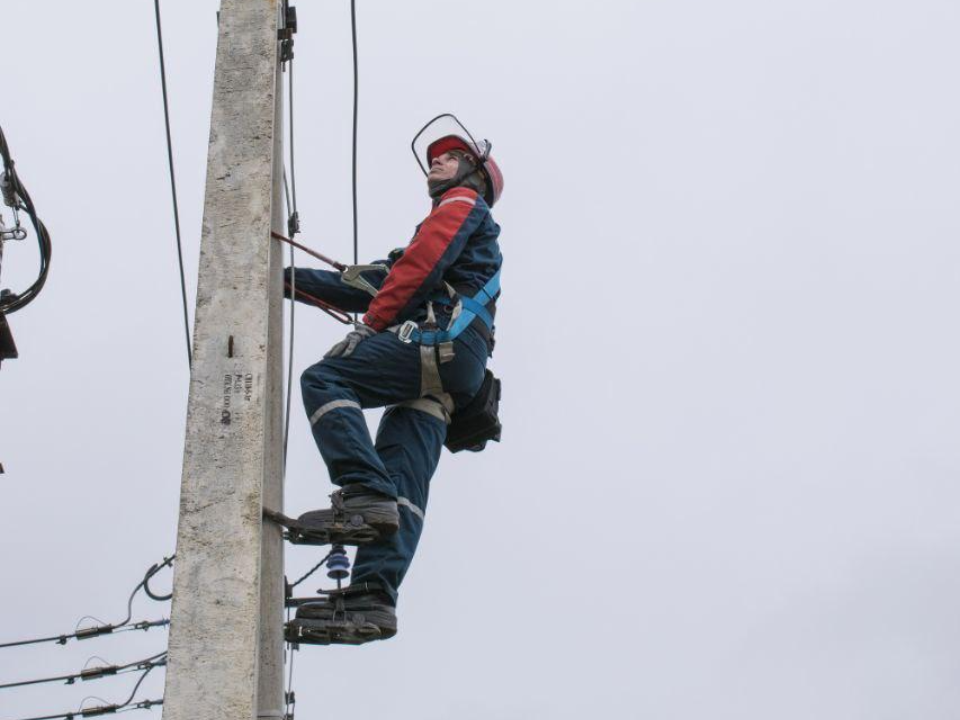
[3,1,960,718]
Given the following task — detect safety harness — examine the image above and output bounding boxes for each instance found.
[394,269,500,346]
[271,230,503,447]
[389,271,501,433]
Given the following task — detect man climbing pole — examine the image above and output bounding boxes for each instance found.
[275,115,504,645]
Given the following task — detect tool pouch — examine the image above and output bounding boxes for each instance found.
[444,370,502,453]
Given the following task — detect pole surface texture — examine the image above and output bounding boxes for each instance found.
[162,1,284,718]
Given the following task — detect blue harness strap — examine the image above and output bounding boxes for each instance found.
[399,270,501,346]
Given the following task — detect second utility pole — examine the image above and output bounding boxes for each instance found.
[162,1,288,719]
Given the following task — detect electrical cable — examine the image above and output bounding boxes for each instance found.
[0,124,52,314]
[350,0,359,268]
[0,557,174,650]
[288,551,333,590]
[153,0,193,369]
[0,652,167,691]
[283,234,295,467]
[287,56,299,238]
[4,662,164,720]
[281,42,298,470]
[283,607,296,720]
[279,24,301,719]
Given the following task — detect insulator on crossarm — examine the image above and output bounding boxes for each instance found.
[326,545,350,581]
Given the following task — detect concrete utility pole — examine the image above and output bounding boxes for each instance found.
[163,2,287,719]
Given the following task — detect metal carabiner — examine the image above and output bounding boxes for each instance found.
[340,264,388,297]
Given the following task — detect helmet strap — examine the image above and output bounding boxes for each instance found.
[427,154,481,201]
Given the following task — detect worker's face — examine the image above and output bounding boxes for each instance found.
[428,152,461,183]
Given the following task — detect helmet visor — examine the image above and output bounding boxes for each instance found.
[412,114,491,176]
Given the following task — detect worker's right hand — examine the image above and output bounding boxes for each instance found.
[324,323,377,359]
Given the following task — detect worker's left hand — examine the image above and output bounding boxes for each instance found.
[325,323,377,359]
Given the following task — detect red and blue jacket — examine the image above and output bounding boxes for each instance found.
[285,186,502,343]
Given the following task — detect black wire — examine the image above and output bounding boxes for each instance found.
[5,663,165,720]
[282,50,297,470]
[0,652,167,691]
[117,556,175,629]
[0,125,52,314]
[289,551,332,589]
[284,612,296,720]
[283,237,295,470]
[141,556,175,602]
[350,0,359,268]
[288,59,299,233]
[0,557,174,650]
[153,0,193,369]
[0,619,169,652]
[116,662,162,710]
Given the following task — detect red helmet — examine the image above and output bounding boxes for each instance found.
[413,115,504,207]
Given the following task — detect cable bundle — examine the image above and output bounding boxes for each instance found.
[0,124,52,314]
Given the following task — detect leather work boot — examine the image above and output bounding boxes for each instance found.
[297,484,400,542]
[286,584,397,646]
[284,484,399,546]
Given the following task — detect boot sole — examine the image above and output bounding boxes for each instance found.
[285,610,397,646]
[265,508,397,546]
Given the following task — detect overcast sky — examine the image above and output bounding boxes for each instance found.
[3,1,960,718]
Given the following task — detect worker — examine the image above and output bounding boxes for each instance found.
[282,116,504,645]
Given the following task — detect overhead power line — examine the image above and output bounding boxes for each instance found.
[350,0,359,268]
[152,0,193,369]
[280,4,299,469]
[0,652,167,691]
[0,557,174,651]
[4,662,165,720]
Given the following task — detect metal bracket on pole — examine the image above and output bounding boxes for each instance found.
[279,3,297,62]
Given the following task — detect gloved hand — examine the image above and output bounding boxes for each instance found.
[324,323,377,359]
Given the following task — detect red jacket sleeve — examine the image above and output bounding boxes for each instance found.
[363,187,484,330]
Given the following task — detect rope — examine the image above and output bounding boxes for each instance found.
[152,0,192,369]
[270,232,352,324]
[270,232,344,271]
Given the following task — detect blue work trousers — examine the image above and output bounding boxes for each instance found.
[300,326,488,604]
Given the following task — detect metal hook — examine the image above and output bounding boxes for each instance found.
[340,264,388,297]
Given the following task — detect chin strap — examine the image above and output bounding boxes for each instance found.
[427,156,485,201]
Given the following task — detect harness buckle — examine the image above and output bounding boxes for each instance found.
[397,320,418,344]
